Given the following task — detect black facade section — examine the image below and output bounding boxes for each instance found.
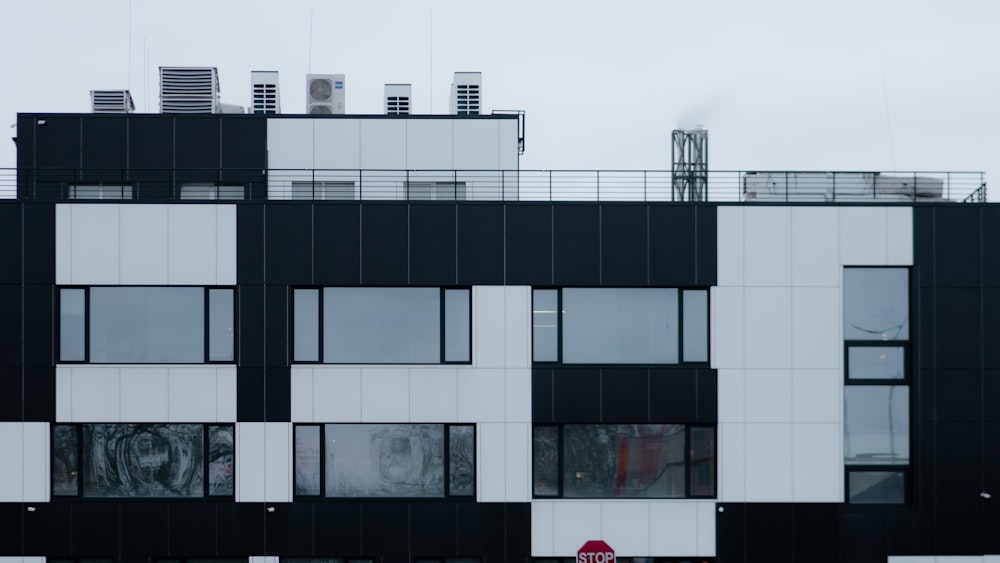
[457,204,505,284]
[174,116,222,186]
[129,116,175,198]
[553,204,600,285]
[361,203,409,285]
[409,204,457,285]
[266,204,313,284]
[220,117,268,193]
[506,204,553,285]
[314,204,362,285]
[80,116,128,182]
[601,204,648,285]
[717,503,842,563]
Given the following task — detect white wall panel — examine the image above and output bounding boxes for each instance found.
[498,119,520,170]
[649,502,698,556]
[168,366,217,421]
[792,423,843,501]
[696,501,717,556]
[0,557,46,563]
[453,120,500,170]
[409,367,458,422]
[69,366,120,421]
[602,502,651,556]
[215,206,237,284]
[887,206,914,265]
[791,287,841,369]
[531,502,556,556]
[236,422,266,502]
[360,368,409,422]
[360,120,407,170]
[457,369,505,423]
[716,207,744,286]
[119,366,169,422]
[744,370,791,423]
[840,207,888,265]
[504,286,531,368]
[21,423,49,502]
[265,423,292,502]
[55,367,72,421]
[55,204,72,283]
[290,367,314,422]
[743,207,791,286]
[0,424,24,501]
[474,286,506,368]
[120,205,169,284]
[744,423,793,501]
[266,118,314,168]
[70,204,120,284]
[406,119,453,169]
[718,422,745,501]
[791,369,842,423]
[249,557,280,563]
[551,502,602,555]
[717,369,745,423]
[314,119,361,169]
[743,287,791,369]
[711,287,744,369]
[505,368,532,423]
[477,422,506,502]
[313,367,362,422]
[168,205,218,284]
[791,207,840,286]
[504,422,531,502]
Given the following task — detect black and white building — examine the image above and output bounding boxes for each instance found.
[0,102,997,563]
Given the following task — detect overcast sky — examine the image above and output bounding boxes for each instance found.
[2,0,997,198]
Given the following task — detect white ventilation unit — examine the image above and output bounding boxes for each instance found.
[159,67,221,114]
[450,72,481,115]
[384,84,411,115]
[306,74,345,115]
[251,71,281,114]
[90,90,135,113]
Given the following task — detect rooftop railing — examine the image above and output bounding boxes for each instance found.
[2,168,988,203]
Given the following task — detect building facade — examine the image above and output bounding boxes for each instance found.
[0,112,997,563]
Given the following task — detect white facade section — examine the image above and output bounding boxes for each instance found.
[55,204,236,285]
[0,558,46,563]
[56,365,237,423]
[236,423,292,502]
[0,423,50,502]
[890,558,1000,563]
[531,501,716,558]
[289,286,531,502]
[714,206,912,503]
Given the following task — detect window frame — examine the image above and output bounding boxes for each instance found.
[292,423,477,500]
[531,287,710,367]
[57,286,238,365]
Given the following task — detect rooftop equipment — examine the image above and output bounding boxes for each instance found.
[159,67,221,114]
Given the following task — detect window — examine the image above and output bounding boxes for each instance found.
[52,424,234,498]
[58,287,235,363]
[532,288,708,364]
[179,184,245,200]
[68,184,133,200]
[291,181,356,200]
[293,287,471,364]
[843,267,910,505]
[532,424,715,499]
[294,424,475,498]
[406,181,467,201]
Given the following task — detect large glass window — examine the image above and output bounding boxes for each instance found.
[533,288,708,365]
[294,287,471,364]
[294,424,475,498]
[52,424,234,498]
[58,287,236,363]
[844,268,909,340]
[532,424,715,499]
[844,386,909,465]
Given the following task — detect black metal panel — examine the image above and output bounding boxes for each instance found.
[238,203,266,285]
[361,204,409,285]
[409,204,457,285]
[73,502,119,556]
[933,369,982,423]
[23,500,71,555]
[314,502,363,555]
[265,283,290,367]
[935,502,984,555]
[456,204,504,285]
[505,204,552,285]
[696,204,718,286]
[886,510,932,558]
[217,503,266,555]
[454,502,487,559]
[80,116,128,182]
[932,206,981,288]
[267,501,314,555]
[0,502,23,554]
[985,422,1000,554]
[23,203,55,284]
[0,285,21,368]
[917,288,936,370]
[933,288,981,370]
[168,502,218,555]
[504,502,531,563]
[314,204,361,285]
[983,207,1000,287]
[360,502,409,560]
[266,204,314,284]
[743,504,794,563]
[128,116,174,199]
[0,368,21,421]
[0,205,21,284]
[792,504,840,563]
[913,207,935,287]
[934,422,983,500]
[220,117,267,195]
[649,205,698,287]
[552,368,601,422]
[839,512,887,560]
[715,503,745,563]
[23,367,54,422]
[410,503,457,556]
[600,205,647,285]
[34,116,81,169]
[984,290,1000,370]
[532,368,553,423]
[120,502,168,557]
[600,368,648,422]
[266,366,291,422]
[648,368,697,423]
[15,115,36,200]
[553,204,600,286]
[238,366,266,422]
[174,117,221,182]
[476,503,508,563]
[696,368,718,423]
[239,283,266,368]
[986,370,1000,423]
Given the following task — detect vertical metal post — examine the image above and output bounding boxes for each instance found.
[597,170,601,201]
[549,170,552,201]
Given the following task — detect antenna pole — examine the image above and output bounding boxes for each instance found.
[882,75,897,171]
[127,0,132,92]
[429,10,433,114]
[308,8,315,73]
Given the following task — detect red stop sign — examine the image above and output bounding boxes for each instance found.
[577,540,615,563]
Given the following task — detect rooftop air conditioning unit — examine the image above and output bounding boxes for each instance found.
[90,90,135,113]
[306,74,345,115]
[159,67,220,113]
[251,71,281,114]
[384,84,411,115]
[450,72,481,115]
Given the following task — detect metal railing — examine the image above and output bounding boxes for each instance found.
[2,168,988,203]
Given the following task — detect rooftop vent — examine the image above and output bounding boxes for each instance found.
[90,90,135,113]
[251,71,281,114]
[450,72,481,115]
[306,74,345,115]
[159,67,220,114]
[384,84,411,115]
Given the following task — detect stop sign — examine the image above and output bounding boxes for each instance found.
[577,539,615,563]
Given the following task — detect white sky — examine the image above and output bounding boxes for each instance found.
[2,0,997,197]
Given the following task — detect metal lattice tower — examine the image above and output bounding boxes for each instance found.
[672,129,708,201]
